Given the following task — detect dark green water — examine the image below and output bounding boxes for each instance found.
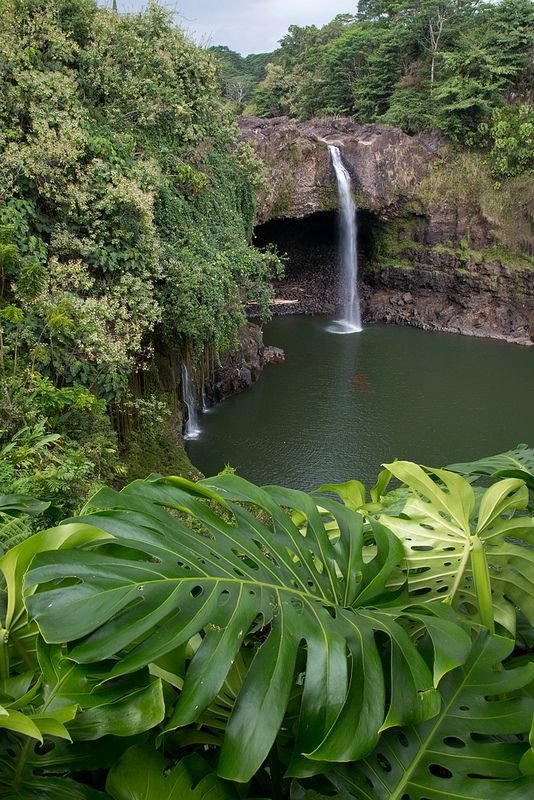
[187,318,534,490]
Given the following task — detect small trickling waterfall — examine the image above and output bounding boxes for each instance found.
[328,145,362,333]
[182,363,201,440]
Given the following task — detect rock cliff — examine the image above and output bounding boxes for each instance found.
[239,116,442,222]
[205,323,265,404]
[240,116,534,344]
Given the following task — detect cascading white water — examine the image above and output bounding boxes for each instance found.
[182,363,201,440]
[328,144,362,333]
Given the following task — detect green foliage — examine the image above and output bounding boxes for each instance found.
[209,46,272,112]
[0,493,49,551]
[379,88,433,134]
[0,229,122,514]
[0,0,280,389]
[24,474,471,781]
[448,444,534,491]
[432,41,509,143]
[481,103,534,180]
[106,747,240,800]
[0,453,531,797]
[251,0,534,157]
[0,414,118,520]
[0,0,283,511]
[158,144,279,355]
[0,230,122,516]
[375,461,534,634]
[120,393,200,483]
[334,632,534,799]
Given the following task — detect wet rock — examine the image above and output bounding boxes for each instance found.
[204,326,287,407]
[264,346,285,364]
[362,261,534,345]
[206,323,264,404]
[263,246,534,345]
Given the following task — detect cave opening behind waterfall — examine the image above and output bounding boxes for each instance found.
[254,210,382,315]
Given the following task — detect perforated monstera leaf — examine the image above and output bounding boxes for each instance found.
[332,632,534,800]
[448,446,534,491]
[0,732,112,799]
[376,462,534,633]
[24,475,470,782]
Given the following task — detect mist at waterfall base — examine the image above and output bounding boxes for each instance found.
[187,317,534,491]
[327,145,362,334]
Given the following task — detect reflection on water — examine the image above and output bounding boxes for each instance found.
[187,317,534,490]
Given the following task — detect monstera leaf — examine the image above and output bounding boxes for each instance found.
[0,521,112,671]
[0,698,76,742]
[0,734,112,799]
[0,524,164,799]
[106,746,239,800]
[375,462,534,634]
[332,632,534,800]
[448,446,534,490]
[36,641,165,740]
[23,475,470,782]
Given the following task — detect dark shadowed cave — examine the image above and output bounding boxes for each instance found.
[254,210,381,314]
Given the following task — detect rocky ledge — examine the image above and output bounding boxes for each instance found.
[205,324,266,404]
[239,116,442,223]
[265,249,534,345]
[203,324,285,402]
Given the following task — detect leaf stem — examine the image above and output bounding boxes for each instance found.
[0,627,9,687]
[445,539,471,604]
[12,738,32,791]
[470,535,495,634]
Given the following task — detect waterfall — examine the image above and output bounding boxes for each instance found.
[328,145,362,333]
[182,363,201,440]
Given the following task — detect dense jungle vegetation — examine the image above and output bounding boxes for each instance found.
[1,0,532,519]
[208,46,271,107]
[215,0,533,177]
[0,3,533,796]
[0,0,281,516]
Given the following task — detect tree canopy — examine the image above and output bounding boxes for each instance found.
[251,0,533,153]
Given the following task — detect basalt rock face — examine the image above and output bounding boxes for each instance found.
[206,323,265,404]
[239,116,442,223]
[241,116,534,344]
[362,258,534,345]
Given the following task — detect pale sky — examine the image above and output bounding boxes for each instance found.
[110,1,357,54]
